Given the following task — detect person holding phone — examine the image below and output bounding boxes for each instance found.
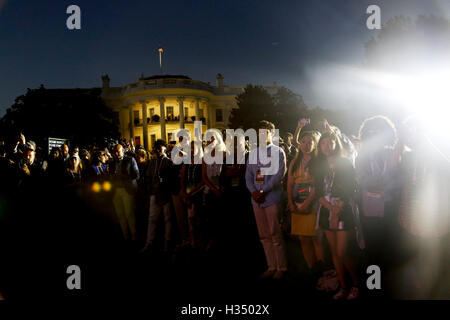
[287,130,325,278]
[312,132,359,299]
[295,118,357,167]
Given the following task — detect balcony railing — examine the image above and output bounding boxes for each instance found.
[123,78,215,94]
[131,117,207,127]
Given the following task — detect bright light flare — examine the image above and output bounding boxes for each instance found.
[91,182,101,193]
[102,181,112,192]
[374,71,450,118]
[320,64,450,141]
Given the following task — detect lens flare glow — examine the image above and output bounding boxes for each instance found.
[102,181,112,192]
[91,182,101,193]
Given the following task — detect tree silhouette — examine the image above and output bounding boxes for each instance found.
[271,86,309,134]
[229,85,274,130]
[0,86,119,149]
[229,84,342,135]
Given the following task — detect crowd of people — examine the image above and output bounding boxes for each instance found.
[0,114,449,300]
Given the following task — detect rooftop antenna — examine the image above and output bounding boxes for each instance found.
[158,45,163,74]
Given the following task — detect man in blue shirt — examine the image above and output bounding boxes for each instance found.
[246,120,287,280]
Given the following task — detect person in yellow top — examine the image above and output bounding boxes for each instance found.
[287,129,325,272]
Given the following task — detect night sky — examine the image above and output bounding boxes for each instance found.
[0,0,447,117]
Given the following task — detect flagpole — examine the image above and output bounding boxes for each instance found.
[158,46,163,74]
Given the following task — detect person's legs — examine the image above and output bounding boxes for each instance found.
[299,236,316,269]
[163,202,172,242]
[312,236,325,264]
[265,204,287,272]
[205,193,223,249]
[325,230,348,289]
[337,231,359,287]
[188,203,200,248]
[122,191,137,241]
[145,195,162,246]
[417,236,441,299]
[203,193,215,248]
[113,188,129,240]
[362,216,384,266]
[253,205,276,272]
[172,194,188,243]
[162,201,173,252]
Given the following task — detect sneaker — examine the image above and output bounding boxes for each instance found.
[347,287,359,300]
[272,270,285,280]
[260,269,276,279]
[333,288,349,300]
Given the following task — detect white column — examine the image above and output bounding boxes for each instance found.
[141,101,148,150]
[195,97,200,121]
[177,96,185,129]
[128,105,134,141]
[158,96,166,141]
[121,106,127,139]
[207,103,213,128]
[224,105,231,127]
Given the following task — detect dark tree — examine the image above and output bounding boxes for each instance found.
[228,84,346,135]
[271,86,309,134]
[0,86,119,149]
[229,85,275,130]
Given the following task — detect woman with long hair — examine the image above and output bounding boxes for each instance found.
[312,131,359,300]
[202,130,227,251]
[287,130,325,277]
[64,154,82,186]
